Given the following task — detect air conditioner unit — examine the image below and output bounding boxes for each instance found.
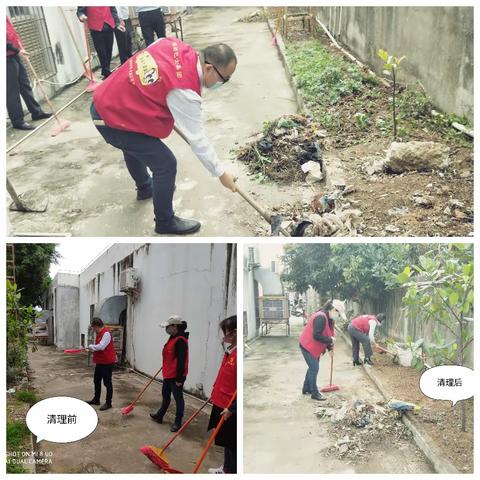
[120,268,138,292]
[258,296,290,321]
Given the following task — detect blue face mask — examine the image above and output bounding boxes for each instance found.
[209,81,223,91]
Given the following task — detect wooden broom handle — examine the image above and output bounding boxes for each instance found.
[131,366,162,405]
[193,391,237,473]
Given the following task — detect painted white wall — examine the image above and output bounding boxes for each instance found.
[75,243,235,397]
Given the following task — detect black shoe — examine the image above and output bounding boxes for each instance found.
[99,403,112,411]
[32,112,52,121]
[353,360,363,366]
[87,398,100,405]
[170,423,182,432]
[13,122,35,130]
[311,392,326,401]
[364,357,374,365]
[155,216,201,235]
[150,413,163,423]
[137,178,153,200]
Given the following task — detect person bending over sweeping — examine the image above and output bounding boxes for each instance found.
[347,313,386,366]
[150,315,189,432]
[87,317,117,411]
[91,38,237,235]
[299,300,346,401]
[208,316,237,474]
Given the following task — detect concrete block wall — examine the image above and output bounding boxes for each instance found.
[315,6,473,121]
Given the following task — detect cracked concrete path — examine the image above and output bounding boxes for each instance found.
[27,345,222,473]
[244,316,434,474]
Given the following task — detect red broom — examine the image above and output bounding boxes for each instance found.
[22,54,70,136]
[64,348,86,354]
[121,366,163,415]
[320,352,340,392]
[83,22,99,92]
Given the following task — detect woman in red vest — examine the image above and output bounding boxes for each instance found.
[208,315,237,474]
[348,313,385,365]
[77,7,124,79]
[150,315,189,432]
[87,317,117,411]
[299,300,346,401]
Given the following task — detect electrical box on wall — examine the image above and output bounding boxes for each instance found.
[119,268,138,292]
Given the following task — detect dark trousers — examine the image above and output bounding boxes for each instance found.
[90,26,114,78]
[348,323,373,361]
[224,447,237,473]
[94,363,114,404]
[6,55,43,126]
[300,345,320,395]
[138,8,166,46]
[91,102,177,225]
[155,379,184,424]
[114,19,133,64]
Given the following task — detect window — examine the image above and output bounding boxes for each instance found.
[8,7,56,80]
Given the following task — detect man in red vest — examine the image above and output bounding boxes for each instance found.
[77,7,125,79]
[6,16,52,130]
[208,315,237,474]
[87,317,117,411]
[299,300,346,401]
[150,315,189,432]
[348,313,386,365]
[91,38,237,235]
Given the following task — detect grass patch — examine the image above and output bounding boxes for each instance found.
[284,39,473,148]
[6,421,31,473]
[15,390,37,404]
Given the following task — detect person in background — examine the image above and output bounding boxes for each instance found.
[77,6,125,79]
[6,16,52,130]
[86,317,117,411]
[208,315,237,474]
[136,6,166,46]
[115,6,133,63]
[348,313,386,365]
[91,39,237,235]
[299,300,346,401]
[150,315,189,432]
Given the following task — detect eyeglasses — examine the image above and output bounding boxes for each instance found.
[205,58,230,84]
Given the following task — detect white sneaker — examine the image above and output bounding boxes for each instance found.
[208,466,225,474]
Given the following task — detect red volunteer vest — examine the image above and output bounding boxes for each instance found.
[92,327,117,364]
[86,7,115,32]
[351,315,378,334]
[211,347,237,409]
[7,17,22,56]
[94,38,201,139]
[299,311,334,359]
[162,335,189,379]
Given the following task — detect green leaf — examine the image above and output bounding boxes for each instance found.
[449,292,459,305]
[378,49,389,62]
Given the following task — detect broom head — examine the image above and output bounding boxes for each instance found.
[320,384,340,393]
[51,120,71,137]
[140,445,181,473]
[121,404,134,415]
[64,348,84,354]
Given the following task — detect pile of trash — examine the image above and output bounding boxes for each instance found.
[316,399,412,462]
[237,115,324,183]
[236,10,266,23]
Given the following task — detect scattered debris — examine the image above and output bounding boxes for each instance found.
[410,193,434,208]
[237,10,266,23]
[384,141,451,173]
[387,399,421,415]
[319,399,413,462]
[7,388,16,394]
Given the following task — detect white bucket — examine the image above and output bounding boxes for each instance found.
[396,346,413,367]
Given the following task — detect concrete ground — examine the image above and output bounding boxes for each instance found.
[27,345,223,473]
[244,316,434,474]
[7,7,302,236]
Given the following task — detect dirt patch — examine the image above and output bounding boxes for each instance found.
[373,354,473,473]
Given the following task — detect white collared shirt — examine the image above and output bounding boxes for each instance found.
[165,59,225,178]
[89,331,111,351]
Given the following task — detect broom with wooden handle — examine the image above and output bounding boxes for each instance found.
[121,366,163,415]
